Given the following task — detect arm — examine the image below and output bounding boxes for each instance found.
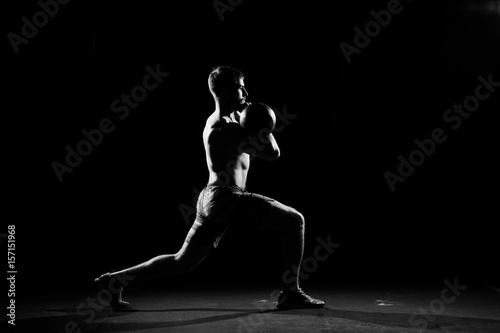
[223,122,280,161]
[239,132,280,161]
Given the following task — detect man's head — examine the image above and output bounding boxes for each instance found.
[208,66,248,109]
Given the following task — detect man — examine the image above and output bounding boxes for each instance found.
[95,66,325,310]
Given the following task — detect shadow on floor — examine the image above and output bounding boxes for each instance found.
[14,305,500,333]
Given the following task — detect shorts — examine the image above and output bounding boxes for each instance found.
[185,184,279,248]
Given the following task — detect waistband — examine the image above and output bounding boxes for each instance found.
[205,182,246,192]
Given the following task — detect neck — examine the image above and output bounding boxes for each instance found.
[214,99,236,117]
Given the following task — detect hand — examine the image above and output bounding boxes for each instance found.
[235,101,251,112]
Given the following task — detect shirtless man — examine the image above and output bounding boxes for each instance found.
[95,66,325,310]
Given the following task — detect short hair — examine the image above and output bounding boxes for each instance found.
[208,66,244,97]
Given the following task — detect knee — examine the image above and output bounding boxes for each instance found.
[289,209,305,231]
[174,252,196,273]
[296,211,305,228]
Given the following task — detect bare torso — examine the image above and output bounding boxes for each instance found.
[203,110,250,190]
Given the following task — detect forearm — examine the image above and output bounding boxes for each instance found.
[242,133,280,161]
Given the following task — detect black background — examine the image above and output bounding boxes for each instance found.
[3,0,499,295]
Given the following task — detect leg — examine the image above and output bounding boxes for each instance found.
[235,192,324,309]
[258,202,305,293]
[95,220,214,307]
[261,205,324,309]
[109,226,213,280]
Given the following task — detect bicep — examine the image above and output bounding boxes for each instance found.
[242,132,280,161]
[215,123,280,160]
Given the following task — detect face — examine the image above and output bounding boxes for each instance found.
[221,78,248,109]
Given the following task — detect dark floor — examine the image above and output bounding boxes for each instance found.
[5,281,500,333]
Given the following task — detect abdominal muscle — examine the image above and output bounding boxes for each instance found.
[207,153,250,190]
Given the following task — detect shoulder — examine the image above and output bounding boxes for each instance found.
[205,117,245,145]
